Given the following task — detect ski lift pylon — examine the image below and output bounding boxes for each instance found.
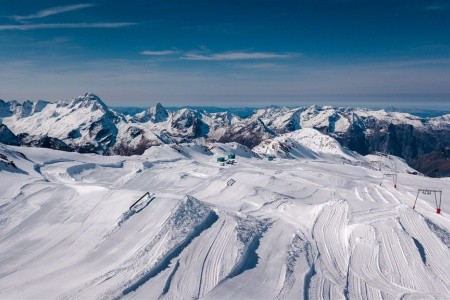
[413,188,443,214]
[380,173,397,189]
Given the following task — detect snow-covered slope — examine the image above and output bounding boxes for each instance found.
[1,142,449,299]
[253,128,359,161]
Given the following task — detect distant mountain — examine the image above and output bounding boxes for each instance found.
[382,106,450,118]
[253,128,360,161]
[1,93,449,177]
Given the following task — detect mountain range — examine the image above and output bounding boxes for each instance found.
[1,93,449,177]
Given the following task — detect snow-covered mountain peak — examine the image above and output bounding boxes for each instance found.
[288,128,354,156]
[210,111,239,126]
[14,99,51,118]
[253,128,357,161]
[134,102,168,123]
[354,109,424,127]
[0,99,50,119]
[68,93,109,112]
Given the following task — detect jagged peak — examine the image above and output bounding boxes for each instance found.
[134,102,169,123]
[33,100,50,113]
[150,102,168,121]
[69,93,109,111]
[145,102,166,113]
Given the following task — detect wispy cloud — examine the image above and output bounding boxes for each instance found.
[424,4,449,10]
[141,50,178,56]
[0,22,135,31]
[239,62,287,70]
[182,51,294,61]
[3,3,134,31]
[11,4,96,22]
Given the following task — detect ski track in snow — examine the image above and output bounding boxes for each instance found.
[0,144,449,300]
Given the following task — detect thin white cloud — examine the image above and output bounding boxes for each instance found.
[182,51,293,61]
[11,4,96,22]
[240,63,285,70]
[423,4,449,10]
[0,22,136,31]
[141,50,178,56]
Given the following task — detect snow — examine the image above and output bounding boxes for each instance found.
[334,115,351,133]
[0,140,450,299]
[3,97,107,143]
[253,128,359,161]
[300,106,335,129]
[354,109,425,128]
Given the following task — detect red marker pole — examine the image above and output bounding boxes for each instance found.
[436,192,442,214]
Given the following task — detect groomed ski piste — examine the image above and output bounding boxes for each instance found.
[0,128,449,299]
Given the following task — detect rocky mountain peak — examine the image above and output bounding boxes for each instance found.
[151,102,169,123]
[69,93,109,112]
[134,102,169,123]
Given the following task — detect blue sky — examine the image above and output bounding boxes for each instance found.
[1,0,450,108]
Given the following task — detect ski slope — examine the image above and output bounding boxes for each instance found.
[0,138,449,299]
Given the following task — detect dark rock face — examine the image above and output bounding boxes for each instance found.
[337,117,368,155]
[332,122,450,177]
[18,133,71,152]
[114,138,152,156]
[151,103,169,123]
[88,118,118,154]
[0,124,20,146]
[218,118,275,149]
[0,100,14,118]
[170,109,210,141]
[410,147,450,178]
[0,153,17,169]
[284,109,302,133]
[68,129,82,139]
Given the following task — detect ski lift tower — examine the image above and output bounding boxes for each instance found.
[380,173,398,189]
[413,188,443,214]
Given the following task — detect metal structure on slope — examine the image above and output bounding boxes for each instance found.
[380,173,398,189]
[413,188,443,214]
